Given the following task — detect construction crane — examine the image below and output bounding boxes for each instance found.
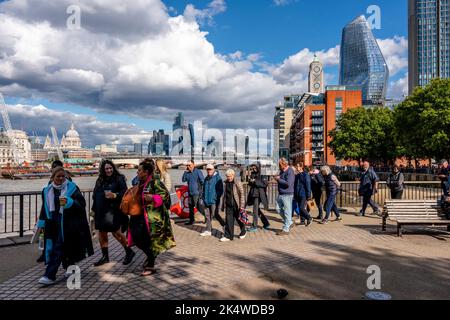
[50,126,64,163]
[0,93,21,165]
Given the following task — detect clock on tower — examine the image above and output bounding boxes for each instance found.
[308,54,324,94]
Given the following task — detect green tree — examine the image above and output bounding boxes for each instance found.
[329,107,397,165]
[394,78,450,161]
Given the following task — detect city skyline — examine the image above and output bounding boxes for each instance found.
[0,0,408,147]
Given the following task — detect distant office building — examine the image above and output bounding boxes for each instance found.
[148,130,170,156]
[95,144,118,154]
[408,0,450,94]
[340,15,389,105]
[171,112,194,156]
[273,95,300,161]
[31,149,49,162]
[134,143,144,155]
[204,136,222,158]
[0,128,13,166]
[66,149,93,159]
[290,86,363,166]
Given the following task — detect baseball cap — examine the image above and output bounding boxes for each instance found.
[206,164,215,170]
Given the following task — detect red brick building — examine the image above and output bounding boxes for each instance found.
[290,86,362,167]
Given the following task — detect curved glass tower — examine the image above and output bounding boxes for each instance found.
[339,15,389,105]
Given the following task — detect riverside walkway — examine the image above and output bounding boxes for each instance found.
[0,209,449,300]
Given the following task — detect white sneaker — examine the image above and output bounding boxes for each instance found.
[38,276,55,286]
[239,232,247,240]
[220,237,231,242]
[200,231,212,237]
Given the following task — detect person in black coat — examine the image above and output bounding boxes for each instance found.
[246,164,271,232]
[91,160,135,267]
[310,169,325,220]
[37,167,94,286]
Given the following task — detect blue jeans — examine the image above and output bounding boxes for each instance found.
[324,193,340,220]
[276,194,294,232]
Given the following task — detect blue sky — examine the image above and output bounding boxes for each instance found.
[166,0,407,64]
[0,0,409,146]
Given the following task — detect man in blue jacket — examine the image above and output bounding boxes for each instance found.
[294,163,313,227]
[275,158,295,236]
[201,164,225,236]
[182,160,206,225]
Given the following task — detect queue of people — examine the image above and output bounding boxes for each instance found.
[36,157,449,286]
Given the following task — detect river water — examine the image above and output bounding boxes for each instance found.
[0,169,235,193]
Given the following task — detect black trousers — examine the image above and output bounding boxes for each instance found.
[361,193,379,214]
[251,198,270,228]
[313,191,323,218]
[224,206,245,240]
[391,190,403,200]
[188,194,206,223]
[297,197,312,221]
[130,215,155,267]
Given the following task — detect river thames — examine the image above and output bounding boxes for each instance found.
[0,169,234,193]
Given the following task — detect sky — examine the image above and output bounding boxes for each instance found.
[0,0,409,147]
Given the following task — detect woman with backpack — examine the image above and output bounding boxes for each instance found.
[126,160,176,276]
[387,165,405,200]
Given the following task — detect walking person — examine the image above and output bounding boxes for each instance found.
[387,165,405,200]
[91,160,135,267]
[358,160,380,216]
[293,163,313,227]
[201,164,225,237]
[320,166,342,224]
[437,159,449,195]
[155,159,172,191]
[37,160,72,264]
[310,168,325,220]
[128,160,176,276]
[246,164,271,232]
[275,158,295,236]
[219,169,247,242]
[182,160,206,225]
[37,167,94,286]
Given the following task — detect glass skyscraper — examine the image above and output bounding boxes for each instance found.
[339,15,389,105]
[409,0,450,94]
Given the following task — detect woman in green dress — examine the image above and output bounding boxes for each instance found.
[128,160,176,276]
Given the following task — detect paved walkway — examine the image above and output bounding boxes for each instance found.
[0,209,449,300]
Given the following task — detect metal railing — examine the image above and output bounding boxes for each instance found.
[0,190,93,238]
[0,182,443,238]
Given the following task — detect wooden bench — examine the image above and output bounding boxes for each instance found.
[382,200,450,237]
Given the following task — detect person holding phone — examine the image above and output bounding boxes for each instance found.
[37,167,93,286]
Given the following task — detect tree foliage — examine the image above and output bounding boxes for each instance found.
[393,78,450,160]
[328,107,396,165]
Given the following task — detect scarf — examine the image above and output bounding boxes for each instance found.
[47,180,69,215]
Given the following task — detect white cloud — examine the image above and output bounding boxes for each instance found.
[183,0,227,26]
[377,36,408,77]
[273,0,298,6]
[387,73,409,99]
[6,103,151,146]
